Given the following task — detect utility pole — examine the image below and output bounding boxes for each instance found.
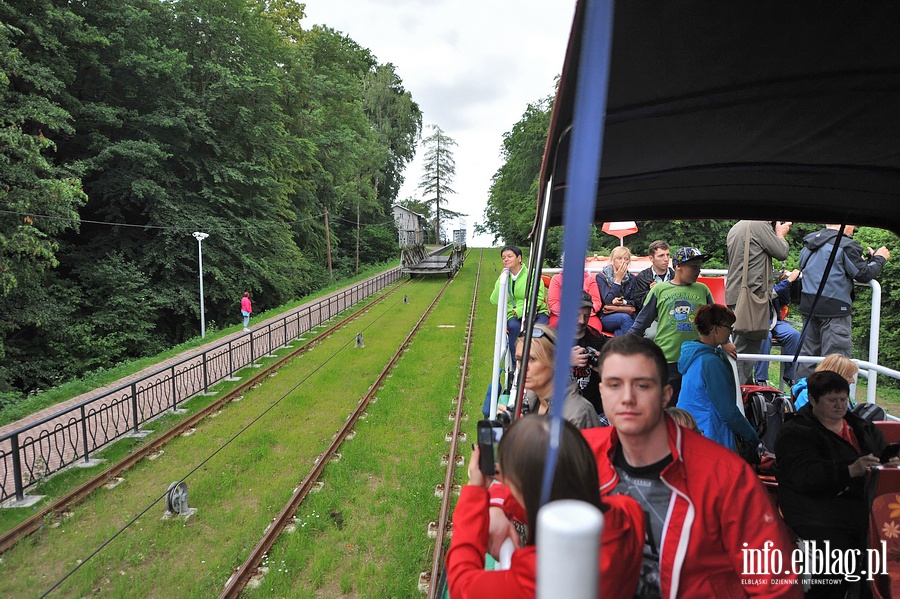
[356,201,360,275]
[192,232,209,338]
[324,208,333,283]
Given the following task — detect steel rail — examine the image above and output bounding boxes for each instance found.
[0,281,407,555]
[219,274,456,599]
[427,249,483,598]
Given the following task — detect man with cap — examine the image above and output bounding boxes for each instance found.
[568,289,607,415]
[630,247,736,403]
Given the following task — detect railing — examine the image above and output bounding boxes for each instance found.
[0,268,402,503]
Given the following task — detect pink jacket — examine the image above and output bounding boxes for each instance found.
[240,296,252,313]
[547,272,603,333]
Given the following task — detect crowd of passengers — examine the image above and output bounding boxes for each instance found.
[450,228,895,598]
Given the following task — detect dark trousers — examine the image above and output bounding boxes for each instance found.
[792,524,870,599]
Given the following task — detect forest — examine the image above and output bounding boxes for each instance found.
[478,93,900,381]
[0,0,422,403]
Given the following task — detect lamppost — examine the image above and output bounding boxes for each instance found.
[192,232,209,338]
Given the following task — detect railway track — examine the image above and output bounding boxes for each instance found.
[425,249,481,598]
[0,279,409,556]
[218,251,481,598]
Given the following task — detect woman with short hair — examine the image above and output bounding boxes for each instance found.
[677,304,760,451]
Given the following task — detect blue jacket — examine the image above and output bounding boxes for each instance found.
[677,341,759,451]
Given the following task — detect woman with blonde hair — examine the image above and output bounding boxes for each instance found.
[596,246,637,335]
[792,354,859,409]
[509,323,600,429]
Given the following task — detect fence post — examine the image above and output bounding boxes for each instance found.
[130,382,140,434]
[202,351,209,393]
[250,334,255,365]
[170,367,178,412]
[81,404,91,462]
[228,340,234,379]
[11,434,24,501]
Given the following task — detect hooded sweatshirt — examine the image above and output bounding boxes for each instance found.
[677,340,758,451]
[799,228,886,318]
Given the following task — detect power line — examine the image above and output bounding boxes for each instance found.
[0,208,326,232]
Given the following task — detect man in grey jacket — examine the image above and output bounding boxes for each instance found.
[726,220,791,384]
[797,224,889,377]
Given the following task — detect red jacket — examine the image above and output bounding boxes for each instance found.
[583,417,802,598]
[447,486,643,599]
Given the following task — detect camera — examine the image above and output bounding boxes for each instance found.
[584,345,600,368]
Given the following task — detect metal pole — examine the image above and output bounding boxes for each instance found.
[193,232,209,338]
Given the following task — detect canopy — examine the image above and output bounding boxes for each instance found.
[536,1,900,234]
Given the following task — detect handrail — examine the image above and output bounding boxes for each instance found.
[0,268,402,503]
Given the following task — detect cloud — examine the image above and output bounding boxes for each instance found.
[301,0,575,245]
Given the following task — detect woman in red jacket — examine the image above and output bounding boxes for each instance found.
[446,416,643,599]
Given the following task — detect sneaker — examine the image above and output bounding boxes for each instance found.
[243,327,250,332]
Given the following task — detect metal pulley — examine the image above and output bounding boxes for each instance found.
[165,481,190,514]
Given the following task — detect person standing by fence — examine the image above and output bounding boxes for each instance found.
[241,292,253,332]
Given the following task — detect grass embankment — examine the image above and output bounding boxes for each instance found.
[0,261,399,427]
[243,250,498,598]
[0,275,454,597]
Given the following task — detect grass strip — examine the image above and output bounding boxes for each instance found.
[243,251,500,598]
[0,277,447,597]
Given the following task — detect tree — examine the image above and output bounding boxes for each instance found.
[479,95,552,245]
[418,125,461,243]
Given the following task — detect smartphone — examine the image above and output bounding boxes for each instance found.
[880,443,900,463]
[477,420,505,476]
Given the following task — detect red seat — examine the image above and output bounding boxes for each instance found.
[697,276,726,305]
[867,466,900,598]
[876,421,900,444]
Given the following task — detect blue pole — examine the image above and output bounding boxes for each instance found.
[541,0,616,507]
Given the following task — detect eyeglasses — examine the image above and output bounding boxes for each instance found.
[518,327,556,345]
[717,324,734,333]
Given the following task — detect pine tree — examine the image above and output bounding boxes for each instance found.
[418,125,461,243]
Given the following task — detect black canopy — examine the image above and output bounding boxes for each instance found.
[538,1,900,233]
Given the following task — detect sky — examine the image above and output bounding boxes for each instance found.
[300,1,576,247]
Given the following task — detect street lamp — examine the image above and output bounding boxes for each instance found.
[192,232,209,338]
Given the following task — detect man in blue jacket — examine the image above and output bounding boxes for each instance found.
[797,225,889,377]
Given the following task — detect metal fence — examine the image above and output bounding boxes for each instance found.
[0,268,402,503]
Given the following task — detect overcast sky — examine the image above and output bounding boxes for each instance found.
[301,1,576,246]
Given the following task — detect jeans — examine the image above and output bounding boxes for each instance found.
[600,312,634,336]
[241,309,250,327]
[507,313,550,364]
[754,321,801,382]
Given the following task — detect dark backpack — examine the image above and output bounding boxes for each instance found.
[852,402,886,422]
[742,384,791,453]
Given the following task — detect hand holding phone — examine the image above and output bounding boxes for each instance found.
[477,420,504,476]
[880,443,900,464]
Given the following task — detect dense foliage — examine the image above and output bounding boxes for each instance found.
[481,93,900,379]
[0,0,421,399]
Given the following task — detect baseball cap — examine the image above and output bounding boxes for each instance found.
[580,290,594,309]
[672,247,710,265]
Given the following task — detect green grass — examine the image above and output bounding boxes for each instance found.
[0,261,399,427]
[245,252,495,598]
[0,276,456,597]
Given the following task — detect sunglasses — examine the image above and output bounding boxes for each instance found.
[518,327,556,345]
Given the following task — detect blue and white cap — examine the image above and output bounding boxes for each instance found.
[672,247,710,265]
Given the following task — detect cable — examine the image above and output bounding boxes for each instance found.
[39,277,427,596]
[0,208,326,232]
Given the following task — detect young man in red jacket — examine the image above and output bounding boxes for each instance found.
[489,335,801,598]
